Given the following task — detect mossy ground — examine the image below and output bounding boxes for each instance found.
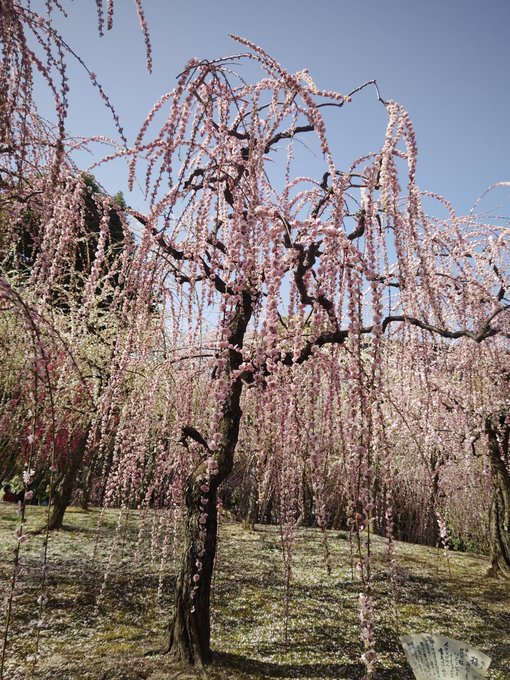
[0,503,508,679]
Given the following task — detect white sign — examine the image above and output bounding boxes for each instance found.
[400,633,491,680]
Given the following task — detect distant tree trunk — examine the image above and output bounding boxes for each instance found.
[0,445,17,484]
[243,485,259,531]
[80,454,96,510]
[300,466,315,527]
[485,416,510,579]
[242,456,258,531]
[426,451,441,547]
[48,430,88,530]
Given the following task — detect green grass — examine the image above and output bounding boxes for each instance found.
[0,503,508,679]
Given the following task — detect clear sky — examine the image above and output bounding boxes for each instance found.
[46,0,510,216]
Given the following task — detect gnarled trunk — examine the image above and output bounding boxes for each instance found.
[166,470,219,668]
[166,384,242,668]
[166,294,251,669]
[485,416,510,578]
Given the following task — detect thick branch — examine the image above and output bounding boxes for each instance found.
[243,308,508,381]
[130,210,234,296]
[383,308,509,343]
[180,426,210,451]
[265,124,314,153]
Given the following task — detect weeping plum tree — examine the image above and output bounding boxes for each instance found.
[0,0,154,531]
[428,338,510,577]
[120,38,509,672]
[377,331,497,552]
[372,192,510,575]
[2,3,509,678]
[485,409,510,578]
[0,165,144,531]
[0,3,160,676]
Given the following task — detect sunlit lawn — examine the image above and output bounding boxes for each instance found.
[1,503,508,679]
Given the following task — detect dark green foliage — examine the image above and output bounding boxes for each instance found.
[2,173,127,310]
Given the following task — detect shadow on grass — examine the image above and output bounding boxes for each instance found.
[212,650,417,679]
[29,523,100,535]
[212,651,364,679]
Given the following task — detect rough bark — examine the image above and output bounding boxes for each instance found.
[166,382,243,668]
[166,293,251,669]
[166,470,219,669]
[485,416,510,578]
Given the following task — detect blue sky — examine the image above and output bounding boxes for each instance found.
[46,0,510,216]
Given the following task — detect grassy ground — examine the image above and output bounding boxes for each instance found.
[0,503,508,679]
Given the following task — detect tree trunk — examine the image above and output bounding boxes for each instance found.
[0,445,17,485]
[167,380,243,668]
[485,417,510,578]
[48,487,68,530]
[48,430,88,530]
[166,294,251,669]
[166,386,242,668]
[242,457,258,531]
[80,455,96,510]
[426,458,441,548]
[243,484,258,531]
[166,471,219,668]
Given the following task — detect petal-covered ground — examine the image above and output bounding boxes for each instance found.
[0,504,508,679]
